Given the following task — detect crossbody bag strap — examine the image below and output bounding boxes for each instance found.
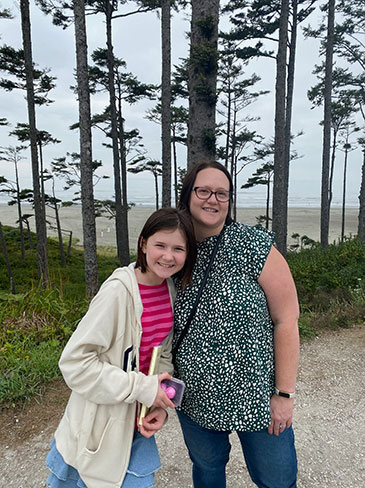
[172,227,225,364]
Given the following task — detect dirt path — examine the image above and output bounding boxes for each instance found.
[1,324,364,487]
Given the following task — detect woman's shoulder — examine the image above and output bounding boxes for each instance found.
[225,221,275,247]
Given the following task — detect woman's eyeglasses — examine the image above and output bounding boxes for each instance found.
[192,187,231,203]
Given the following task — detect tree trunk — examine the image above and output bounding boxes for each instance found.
[154,173,159,211]
[38,141,46,223]
[52,179,65,265]
[341,145,348,242]
[320,0,335,248]
[73,0,98,297]
[280,0,298,252]
[117,98,130,265]
[272,0,289,256]
[105,2,128,266]
[0,222,16,294]
[24,218,34,249]
[20,0,48,285]
[187,0,219,167]
[230,105,237,220]
[284,0,298,174]
[172,125,178,206]
[358,149,365,241]
[14,159,25,259]
[161,0,171,207]
[266,179,271,230]
[225,77,232,169]
[233,154,238,221]
[328,127,338,211]
[67,230,73,258]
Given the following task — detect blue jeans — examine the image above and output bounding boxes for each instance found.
[177,410,297,488]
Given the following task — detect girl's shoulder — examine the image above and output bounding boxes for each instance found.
[93,265,138,300]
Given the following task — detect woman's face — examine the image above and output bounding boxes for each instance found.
[189,168,230,240]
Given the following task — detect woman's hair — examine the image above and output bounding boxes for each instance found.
[135,207,196,289]
[178,160,233,225]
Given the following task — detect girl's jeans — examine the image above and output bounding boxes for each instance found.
[177,410,297,488]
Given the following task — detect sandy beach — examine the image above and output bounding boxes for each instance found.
[0,203,359,251]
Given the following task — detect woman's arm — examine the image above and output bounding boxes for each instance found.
[258,246,300,436]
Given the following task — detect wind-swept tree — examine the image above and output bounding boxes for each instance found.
[0,6,13,20]
[128,159,162,210]
[0,145,27,259]
[224,0,316,253]
[20,0,49,285]
[338,126,358,241]
[73,0,98,297]
[242,162,274,229]
[146,59,189,205]
[0,45,55,105]
[304,0,365,245]
[87,47,156,264]
[187,0,220,166]
[9,124,60,208]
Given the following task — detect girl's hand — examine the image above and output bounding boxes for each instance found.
[152,373,175,409]
[139,407,168,438]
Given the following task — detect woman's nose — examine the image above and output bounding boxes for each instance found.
[207,191,218,203]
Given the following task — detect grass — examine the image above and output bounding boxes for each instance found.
[0,226,364,407]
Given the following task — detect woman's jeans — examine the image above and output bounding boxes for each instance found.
[177,410,297,488]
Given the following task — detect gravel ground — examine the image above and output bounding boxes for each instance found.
[1,323,364,487]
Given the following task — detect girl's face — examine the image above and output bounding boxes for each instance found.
[141,228,187,285]
[189,168,230,240]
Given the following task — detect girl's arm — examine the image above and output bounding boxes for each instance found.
[258,246,300,436]
[59,280,159,408]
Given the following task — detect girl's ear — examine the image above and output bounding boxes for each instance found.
[140,237,146,254]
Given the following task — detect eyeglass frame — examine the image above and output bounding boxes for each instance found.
[192,186,232,203]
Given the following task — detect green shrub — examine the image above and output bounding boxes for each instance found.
[287,237,365,310]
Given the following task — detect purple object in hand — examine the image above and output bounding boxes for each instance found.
[161,382,176,399]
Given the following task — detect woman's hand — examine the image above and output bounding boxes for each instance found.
[139,407,168,438]
[268,394,294,436]
[152,372,176,409]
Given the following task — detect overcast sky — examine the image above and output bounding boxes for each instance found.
[0,0,362,208]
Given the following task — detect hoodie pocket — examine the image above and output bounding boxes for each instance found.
[77,418,133,486]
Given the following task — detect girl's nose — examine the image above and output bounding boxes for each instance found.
[163,249,174,261]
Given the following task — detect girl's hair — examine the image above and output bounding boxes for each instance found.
[135,208,196,289]
[178,160,233,225]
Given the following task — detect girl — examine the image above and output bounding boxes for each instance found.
[46,208,196,488]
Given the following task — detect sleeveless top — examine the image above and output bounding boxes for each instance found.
[173,222,275,431]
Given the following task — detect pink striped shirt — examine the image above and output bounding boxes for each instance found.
[138,280,173,375]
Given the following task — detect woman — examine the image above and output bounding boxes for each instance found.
[173,161,300,488]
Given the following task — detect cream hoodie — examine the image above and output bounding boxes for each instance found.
[53,264,174,488]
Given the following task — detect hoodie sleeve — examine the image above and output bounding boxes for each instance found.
[59,278,158,407]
